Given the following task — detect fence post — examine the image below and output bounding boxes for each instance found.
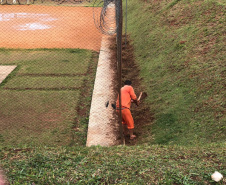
[116,0,125,145]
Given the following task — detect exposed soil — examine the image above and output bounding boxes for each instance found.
[110,35,154,145]
[0,5,102,51]
[0,169,7,185]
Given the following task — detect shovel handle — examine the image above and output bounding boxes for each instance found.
[138,92,143,101]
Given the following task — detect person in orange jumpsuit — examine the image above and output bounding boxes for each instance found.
[116,80,139,139]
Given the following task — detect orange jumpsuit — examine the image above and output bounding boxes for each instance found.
[116,85,137,129]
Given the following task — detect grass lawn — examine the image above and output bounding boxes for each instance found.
[0,144,225,184]
[3,76,84,89]
[0,48,98,147]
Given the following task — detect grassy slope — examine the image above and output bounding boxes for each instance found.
[125,0,225,146]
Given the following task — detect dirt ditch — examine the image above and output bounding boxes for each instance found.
[110,35,154,145]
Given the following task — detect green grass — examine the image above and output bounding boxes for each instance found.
[0,144,225,184]
[0,49,97,147]
[0,49,91,74]
[0,90,80,147]
[3,76,84,89]
[124,0,225,146]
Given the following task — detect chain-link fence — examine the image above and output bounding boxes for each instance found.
[0,0,90,5]
[0,0,125,148]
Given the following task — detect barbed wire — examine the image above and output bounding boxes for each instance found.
[93,0,117,35]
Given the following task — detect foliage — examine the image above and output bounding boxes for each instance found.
[0,144,225,184]
[124,0,225,146]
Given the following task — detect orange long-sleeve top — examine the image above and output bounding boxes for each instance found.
[116,85,137,109]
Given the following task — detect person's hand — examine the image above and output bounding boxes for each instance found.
[131,99,139,106]
[133,99,139,106]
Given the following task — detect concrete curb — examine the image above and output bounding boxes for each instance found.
[86,2,120,147]
[86,35,120,147]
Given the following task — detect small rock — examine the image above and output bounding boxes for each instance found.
[211,171,223,182]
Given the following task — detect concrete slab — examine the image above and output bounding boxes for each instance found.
[86,34,120,147]
[86,3,120,147]
[0,65,17,84]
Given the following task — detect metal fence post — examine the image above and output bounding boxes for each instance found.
[116,0,125,145]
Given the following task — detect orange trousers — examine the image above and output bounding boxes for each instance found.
[117,108,134,129]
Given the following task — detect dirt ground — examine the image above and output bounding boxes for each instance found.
[110,35,154,145]
[0,170,7,185]
[0,5,102,51]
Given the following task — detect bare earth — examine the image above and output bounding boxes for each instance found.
[0,5,102,51]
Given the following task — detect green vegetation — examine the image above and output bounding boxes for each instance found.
[0,144,225,184]
[125,0,225,146]
[4,76,83,89]
[0,49,91,74]
[0,0,225,184]
[0,49,97,147]
[0,90,80,147]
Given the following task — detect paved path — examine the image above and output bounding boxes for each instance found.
[0,65,17,84]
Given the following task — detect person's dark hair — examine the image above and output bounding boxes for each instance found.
[124,80,132,85]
